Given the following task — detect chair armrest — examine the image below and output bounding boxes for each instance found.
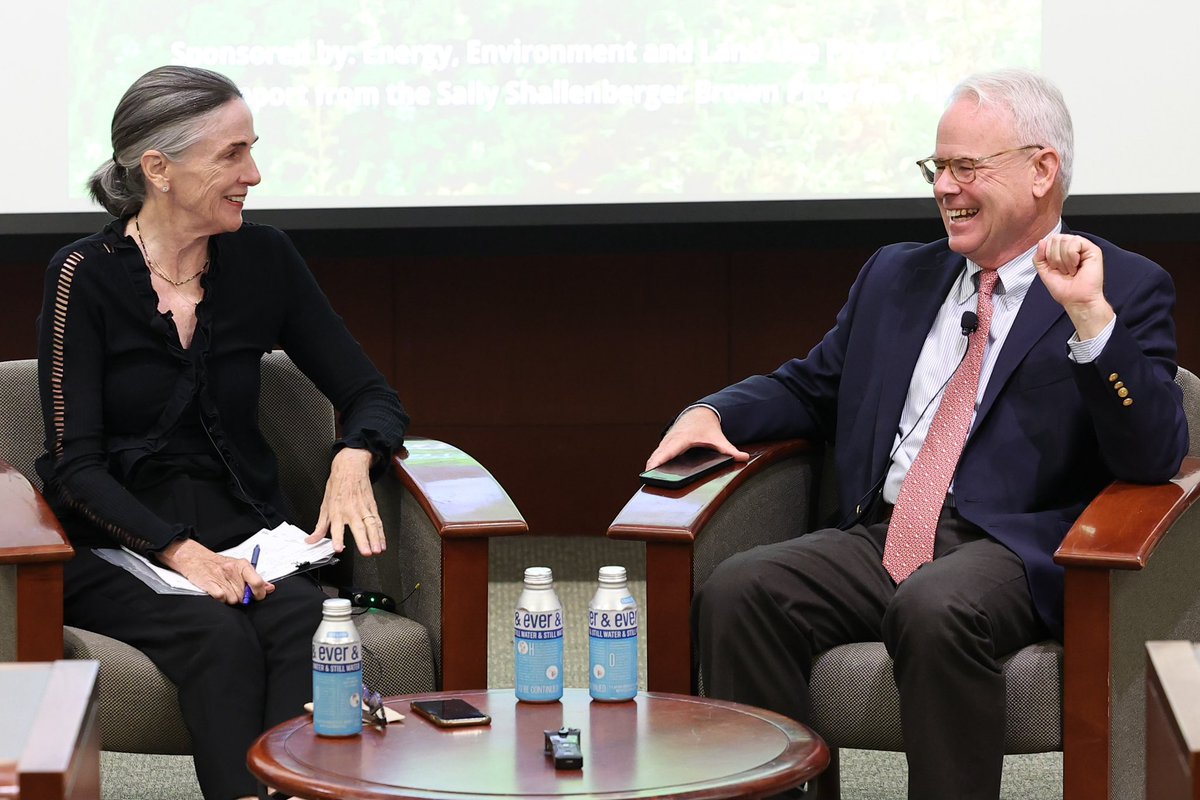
[1054,457,1200,800]
[608,439,818,543]
[1055,457,1200,569]
[389,437,527,690]
[607,439,822,693]
[393,437,528,538]
[0,459,74,661]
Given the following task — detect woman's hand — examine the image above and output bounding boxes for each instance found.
[308,447,384,557]
[158,538,273,605]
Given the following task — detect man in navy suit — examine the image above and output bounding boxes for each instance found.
[646,69,1188,798]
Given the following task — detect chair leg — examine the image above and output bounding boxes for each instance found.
[810,746,840,799]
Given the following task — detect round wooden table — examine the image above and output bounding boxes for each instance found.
[248,688,828,799]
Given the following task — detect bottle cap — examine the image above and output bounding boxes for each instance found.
[322,597,353,617]
[598,565,627,584]
[523,566,554,585]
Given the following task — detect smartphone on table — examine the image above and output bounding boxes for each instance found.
[639,447,734,489]
[410,698,492,727]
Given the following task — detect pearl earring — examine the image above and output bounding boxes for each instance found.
[161,184,169,193]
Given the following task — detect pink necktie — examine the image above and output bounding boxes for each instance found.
[882,269,999,583]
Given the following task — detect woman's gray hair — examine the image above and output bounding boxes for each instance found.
[88,65,243,217]
[949,68,1075,199]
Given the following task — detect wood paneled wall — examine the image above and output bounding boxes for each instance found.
[3,216,1197,538]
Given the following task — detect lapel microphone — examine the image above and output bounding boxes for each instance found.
[837,307,982,529]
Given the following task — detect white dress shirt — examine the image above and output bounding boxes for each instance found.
[690,222,1118,507]
[882,222,1114,503]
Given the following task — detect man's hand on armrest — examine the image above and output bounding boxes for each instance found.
[645,406,750,471]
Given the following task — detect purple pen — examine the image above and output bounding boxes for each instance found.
[241,543,261,605]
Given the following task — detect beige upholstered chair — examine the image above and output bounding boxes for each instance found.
[0,351,526,754]
[608,367,1200,800]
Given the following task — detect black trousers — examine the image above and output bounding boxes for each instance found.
[692,509,1047,800]
[65,548,324,800]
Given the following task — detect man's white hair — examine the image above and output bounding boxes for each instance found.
[949,68,1074,199]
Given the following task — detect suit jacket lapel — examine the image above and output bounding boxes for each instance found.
[869,247,967,475]
[973,275,1066,427]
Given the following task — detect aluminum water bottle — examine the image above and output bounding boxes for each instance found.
[514,566,564,702]
[312,597,363,736]
[589,565,639,701]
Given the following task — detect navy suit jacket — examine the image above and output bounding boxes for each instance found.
[702,230,1188,637]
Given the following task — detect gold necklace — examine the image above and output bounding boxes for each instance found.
[133,215,208,286]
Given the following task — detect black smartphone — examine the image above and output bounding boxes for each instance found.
[410,698,492,727]
[639,447,734,489]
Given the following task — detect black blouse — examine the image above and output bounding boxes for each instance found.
[35,219,409,554]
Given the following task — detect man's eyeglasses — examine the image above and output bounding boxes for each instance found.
[916,144,1044,185]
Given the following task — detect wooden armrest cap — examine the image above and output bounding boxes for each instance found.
[608,439,815,543]
[1055,457,1200,569]
[0,462,73,564]
[392,437,527,538]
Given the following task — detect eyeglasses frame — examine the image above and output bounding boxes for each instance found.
[362,683,388,728]
[916,144,1045,185]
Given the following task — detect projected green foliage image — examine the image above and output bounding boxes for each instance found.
[67,0,1039,208]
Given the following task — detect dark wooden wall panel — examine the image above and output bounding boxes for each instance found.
[726,247,871,377]
[372,250,734,536]
[0,260,44,362]
[1131,242,1200,369]
[2,221,1197,537]
[390,251,731,428]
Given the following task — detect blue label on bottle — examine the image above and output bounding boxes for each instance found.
[313,638,362,736]
[589,605,638,701]
[515,608,563,701]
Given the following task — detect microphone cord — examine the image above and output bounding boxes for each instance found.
[836,310,980,527]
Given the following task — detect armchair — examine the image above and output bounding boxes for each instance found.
[608,367,1200,800]
[0,351,526,754]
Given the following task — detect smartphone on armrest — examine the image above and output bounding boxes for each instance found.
[410,698,492,727]
[639,447,735,489]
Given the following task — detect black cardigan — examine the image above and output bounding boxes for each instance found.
[35,219,408,554]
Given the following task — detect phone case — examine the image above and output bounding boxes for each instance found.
[410,700,492,727]
[639,449,734,488]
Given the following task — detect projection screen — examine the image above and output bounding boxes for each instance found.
[3,0,1197,232]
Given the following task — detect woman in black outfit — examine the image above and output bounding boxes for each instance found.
[36,65,408,800]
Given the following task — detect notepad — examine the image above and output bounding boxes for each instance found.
[93,523,337,595]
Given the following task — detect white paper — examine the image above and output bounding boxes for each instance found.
[95,523,337,595]
[217,523,336,582]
